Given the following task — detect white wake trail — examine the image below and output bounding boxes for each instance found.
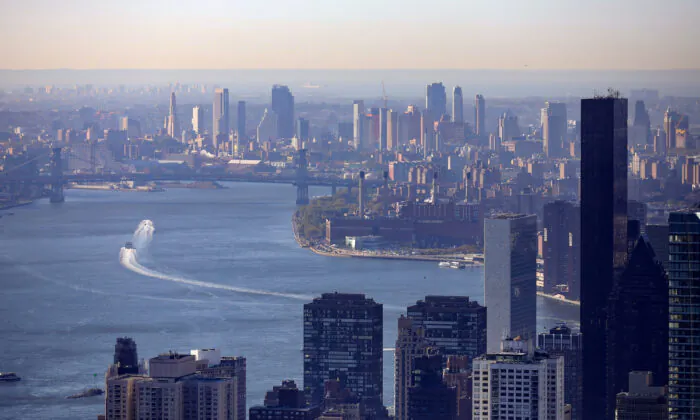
[120,220,311,301]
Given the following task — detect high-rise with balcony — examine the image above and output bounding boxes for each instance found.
[580,94,628,420]
[472,338,564,420]
[667,208,700,419]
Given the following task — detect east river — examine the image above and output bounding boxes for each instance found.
[0,182,579,419]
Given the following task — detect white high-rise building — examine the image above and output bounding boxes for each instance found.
[192,106,204,135]
[484,214,537,353]
[353,100,365,150]
[472,338,565,420]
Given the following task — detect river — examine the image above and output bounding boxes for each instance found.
[0,182,580,419]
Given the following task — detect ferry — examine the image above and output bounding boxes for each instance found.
[438,261,452,268]
[0,372,21,382]
[124,242,135,250]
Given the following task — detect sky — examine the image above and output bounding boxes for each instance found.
[0,0,699,70]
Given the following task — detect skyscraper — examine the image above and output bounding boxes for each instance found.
[542,200,581,298]
[303,293,383,414]
[213,88,230,149]
[237,100,246,141]
[664,108,682,150]
[271,85,295,138]
[615,372,668,420]
[395,316,429,420]
[406,352,457,420]
[606,236,668,419]
[632,100,651,145]
[387,109,398,151]
[667,209,700,419]
[484,214,537,353]
[296,117,309,142]
[543,102,567,158]
[191,105,204,135]
[498,110,520,142]
[353,100,365,150]
[426,82,447,122]
[379,108,389,152]
[474,94,485,136]
[538,325,583,420]
[452,86,463,123]
[472,338,565,420]
[114,337,139,375]
[257,108,277,144]
[580,94,628,420]
[406,296,487,360]
[249,380,321,420]
[167,92,179,139]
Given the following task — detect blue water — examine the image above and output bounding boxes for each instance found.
[0,182,579,419]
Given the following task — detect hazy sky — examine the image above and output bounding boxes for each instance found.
[1,0,698,70]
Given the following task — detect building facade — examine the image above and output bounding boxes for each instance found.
[453,86,463,124]
[668,209,700,419]
[542,201,581,298]
[580,95,628,420]
[406,296,487,360]
[213,88,230,149]
[543,102,567,158]
[303,293,384,414]
[538,325,582,420]
[484,214,537,353]
[474,94,485,136]
[472,339,565,420]
[271,85,294,138]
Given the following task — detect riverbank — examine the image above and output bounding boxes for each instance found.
[536,291,580,306]
[0,199,35,210]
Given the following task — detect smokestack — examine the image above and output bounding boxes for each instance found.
[383,171,389,216]
[359,171,365,217]
[431,172,438,203]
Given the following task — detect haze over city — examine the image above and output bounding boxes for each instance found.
[1,1,699,420]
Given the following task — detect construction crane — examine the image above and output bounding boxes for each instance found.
[381,81,388,109]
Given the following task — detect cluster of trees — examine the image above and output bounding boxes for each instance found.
[297,191,357,240]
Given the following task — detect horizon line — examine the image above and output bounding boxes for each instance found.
[2,68,700,72]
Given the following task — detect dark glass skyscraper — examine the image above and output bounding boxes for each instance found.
[406,352,457,420]
[271,85,295,138]
[303,293,383,414]
[406,296,486,360]
[606,236,668,418]
[543,200,581,298]
[668,209,700,419]
[114,336,139,375]
[580,95,628,420]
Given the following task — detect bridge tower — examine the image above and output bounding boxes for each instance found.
[295,149,309,206]
[50,147,65,203]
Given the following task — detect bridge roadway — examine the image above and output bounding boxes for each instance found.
[0,172,385,188]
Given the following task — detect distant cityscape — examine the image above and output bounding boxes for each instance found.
[1,79,699,420]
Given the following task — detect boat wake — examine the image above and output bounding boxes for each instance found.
[120,220,311,301]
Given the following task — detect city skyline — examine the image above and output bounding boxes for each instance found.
[2,0,699,70]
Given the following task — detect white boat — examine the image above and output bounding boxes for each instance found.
[438,261,452,268]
